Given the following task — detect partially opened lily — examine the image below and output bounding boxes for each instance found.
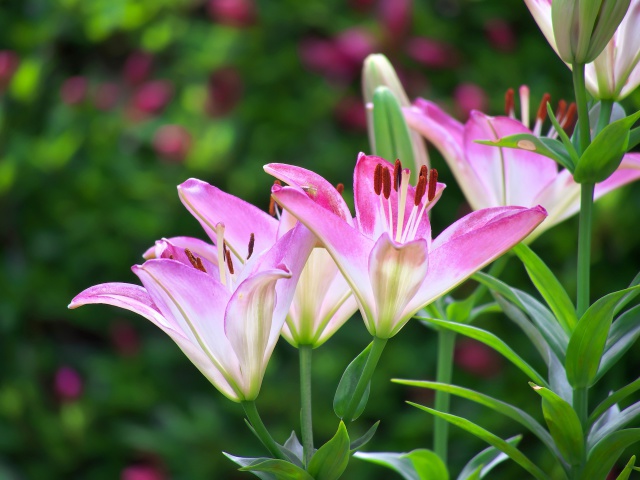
[405,93,640,240]
[69,179,315,402]
[266,154,547,340]
[525,0,640,100]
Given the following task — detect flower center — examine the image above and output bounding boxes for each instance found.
[373,160,438,243]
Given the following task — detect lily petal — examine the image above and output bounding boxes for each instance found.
[143,236,220,266]
[368,233,429,338]
[178,178,278,257]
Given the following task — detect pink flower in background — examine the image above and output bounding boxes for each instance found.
[334,96,368,131]
[55,366,83,401]
[267,154,546,339]
[406,37,460,69]
[132,80,173,116]
[378,0,412,41]
[94,82,120,111]
[0,50,19,92]
[453,83,488,120]
[208,0,256,27]
[123,51,154,86]
[206,67,243,117]
[60,76,88,105]
[70,179,315,401]
[121,464,165,480]
[334,28,377,66]
[153,125,192,162]
[110,321,141,357]
[484,19,517,53]
[405,92,640,239]
[455,338,502,378]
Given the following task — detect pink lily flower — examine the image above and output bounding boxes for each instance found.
[525,0,640,100]
[404,93,640,239]
[266,154,547,339]
[69,179,315,402]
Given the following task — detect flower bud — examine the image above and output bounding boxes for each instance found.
[552,0,631,64]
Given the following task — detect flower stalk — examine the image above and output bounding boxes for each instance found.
[299,344,314,466]
[242,401,287,460]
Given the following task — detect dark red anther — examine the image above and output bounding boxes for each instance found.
[537,93,551,122]
[504,88,515,116]
[374,163,383,195]
[185,248,207,273]
[419,165,428,179]
[393,159,402,191]
[414,174,427,206]
[555,100,567,122]
[247,233,255,259]
[336,183,344,195]
[563,102,577,133]
[427,168,438,201]
[382,166,392,199]
[224,243,235,274]
[268,196,276,216]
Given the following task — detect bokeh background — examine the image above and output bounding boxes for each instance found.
[2,0,640,478]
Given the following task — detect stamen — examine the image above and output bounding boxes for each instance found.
[414,174,427,206]
[336,183,344,195]
[428,169,438,201]
[374,163,383,195]
[216,223,227,286]
[393,159,402,191]
[169,254,174,260]
[395,169,411,242]
[382,166,391,199]
[419,165,428,179]
[533,93,551,136]
[268,180,281,216]
[519,85,530,128]
[505,88,515,118]
[247,233,255,260]
[225,244,235,275]
[185,248,207,273]
[562,103,577,135]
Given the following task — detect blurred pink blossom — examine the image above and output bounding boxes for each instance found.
[121,464,165,480]
[406,37,460,69]
[208,0,256,27]
[94,82,120,111]
[153,125,192,162]
[206,67,243,117]
[484,19,517,53]
[453,83,488,120]
[454,338,502,378]
[110,321,140,357]
[0,50,19,92]
[335,28,377,65]
[132,80,173,115]
[54,366,83,401]
[124,51,154,86]
[348,0,376,12]
[378,0,412,41]
[299,37,354,81]
[60,76,88,105]
[334,96,367,131]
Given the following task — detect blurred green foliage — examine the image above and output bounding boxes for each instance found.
[1,0,640,478]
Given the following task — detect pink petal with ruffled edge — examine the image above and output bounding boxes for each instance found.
[368,233,429,338]
[178,178,278,257]
[68,283,240,401]
[405,206,547,316]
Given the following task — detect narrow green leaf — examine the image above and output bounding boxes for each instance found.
[590,376,640,426]
[307,421,350,480]
[573,110,640,183]
[334,342,372,420]
[407,402,549,480]
[394,380,558,458]
[513,243,577,333]
[530,384,584,466]
[283,432,304,464]
[596,304,640,382]
[350,421,380,452]
[404,449,449,480]
[418,317,548,387]
[629,126,640,150]
[588,401,640,449]
[582,429,640,480]
[354,452,421,480]
[476,133,575,172]
[224,453,279,480]
[546,102,580,166]
[614,271,640,316]
[566,287,640,388]
[372,86,415,167]
[615,456,637,480]
[238,458,314,480]
[457,435,522,480]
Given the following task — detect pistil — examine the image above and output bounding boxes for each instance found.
[519,85,530,128]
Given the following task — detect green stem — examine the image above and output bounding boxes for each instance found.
[242,401,287,460]
[572,63,591,155]
[342,336,388,423]
[299,344,314,466]
[577,183,594,317]
[573,386,589,430]
[434,329,456,462]
[595,99,613,136]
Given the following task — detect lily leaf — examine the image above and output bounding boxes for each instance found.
[418,317,548,387]
[350,421,380,452]
[573,110,640,183]
[596,304,640,382]
[239,459,314,480]
[512,243,577,334]
[476,133,575,172]
[590,376,640,427]
[566,286,640,389]
[406,402,549,480]
[547,102,580,166]
[307,421,350,480]
[614,271,640,316]
[224,453,279,480]
[395,380,558,458]
[334,342,372,420]
[354,449,448,480]
[588,401,640,449]
[581,429,640,480]
[630,126,640,150]
[615,456,637,480]
[283,431,304,464]
[530,383,584,466]
[457,435,522,480]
